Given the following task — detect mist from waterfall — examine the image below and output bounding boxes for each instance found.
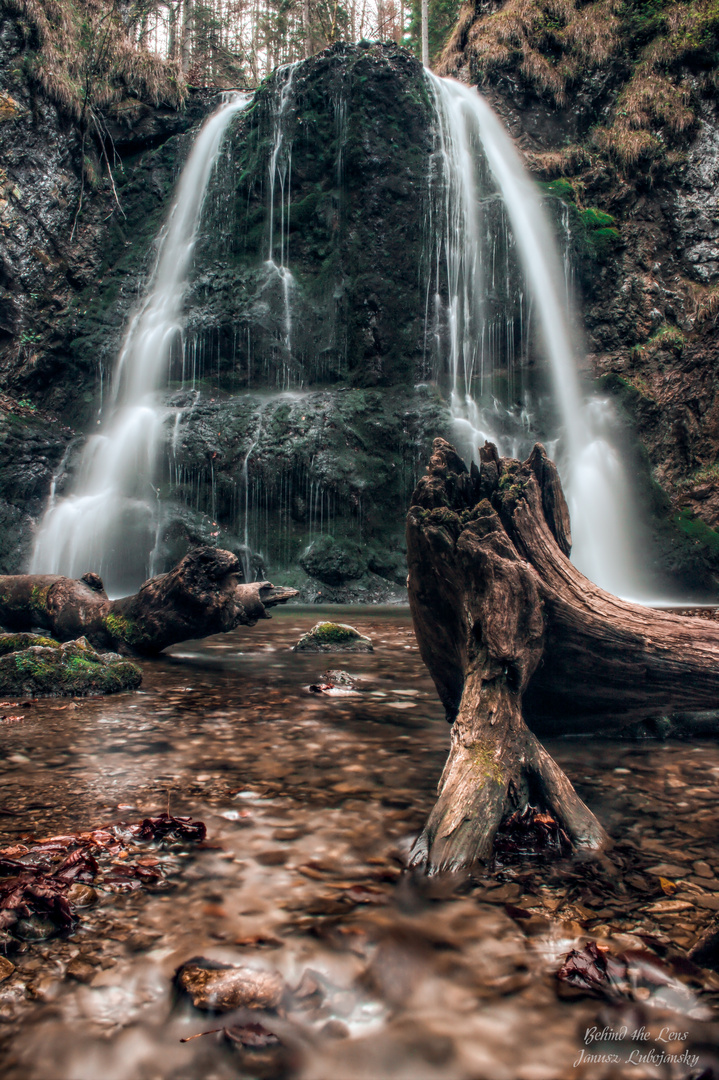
[30,94,249,597]
[426,73,649,599]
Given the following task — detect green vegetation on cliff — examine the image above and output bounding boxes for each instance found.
[6,0,184,119]
[442,0,719,180]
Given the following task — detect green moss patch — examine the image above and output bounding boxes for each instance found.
[674,509,719,559]
[292,622,374,653]
[0,632,59,655]
[0,634,142,698]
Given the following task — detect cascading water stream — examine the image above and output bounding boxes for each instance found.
[427,73,647,598]
[266,63,299,382]
[30,93,250,597]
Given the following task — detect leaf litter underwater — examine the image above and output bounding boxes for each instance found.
[0,606,718,1079]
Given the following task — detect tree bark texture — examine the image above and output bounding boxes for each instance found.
[0,547,297,656]
[407,438,719,873]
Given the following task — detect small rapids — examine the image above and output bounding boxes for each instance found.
[0,609,718,1079]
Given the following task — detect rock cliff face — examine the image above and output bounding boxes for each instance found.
[0,33,452,597]
[440,0,719,583]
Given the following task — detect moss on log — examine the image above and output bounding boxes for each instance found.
[0,547,298,656]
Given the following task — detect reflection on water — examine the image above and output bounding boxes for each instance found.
[0,607,718,1079]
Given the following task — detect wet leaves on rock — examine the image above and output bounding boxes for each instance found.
[0,812,207,941]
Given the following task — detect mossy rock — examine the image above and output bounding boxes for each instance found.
[292,622,373,653]
[299,536,367,586]
[0,632,60,655]
[0,634,142,698]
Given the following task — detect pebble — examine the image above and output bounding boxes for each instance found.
[694,895,719,911]
[66,884,98,908]
[0,957,15,983]
[693,860,714,878]
[66,958,97,984]
[688,875,719,891]
[644,899,695,914]
[646,863,688,878]
[26,975,59,1001]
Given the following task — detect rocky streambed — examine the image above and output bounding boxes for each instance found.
[0,607,717,1079]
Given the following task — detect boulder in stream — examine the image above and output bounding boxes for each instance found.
[292,622,373,653]
[0,633,142,697]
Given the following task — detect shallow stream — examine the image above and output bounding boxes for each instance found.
[1,607,718,1079]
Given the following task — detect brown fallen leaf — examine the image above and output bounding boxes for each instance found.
[557,942,627,993]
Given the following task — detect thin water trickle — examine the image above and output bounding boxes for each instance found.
[29,94,250,597]
[427,74,650,599]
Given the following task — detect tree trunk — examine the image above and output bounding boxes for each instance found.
[303,0,311,58]
[0,547,297,656]
[421,0,429,67]
[181,0,194,75]
[407,438,719,873]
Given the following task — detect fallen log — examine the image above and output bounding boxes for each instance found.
[407,438,719,873]
[0,547,298,656]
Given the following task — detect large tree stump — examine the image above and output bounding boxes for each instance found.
[407,438,719,873]
[0,547,298,655]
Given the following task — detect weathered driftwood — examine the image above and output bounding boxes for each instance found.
[0,547,298,656]
[407,438,719,873]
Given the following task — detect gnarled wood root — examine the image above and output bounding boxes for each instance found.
[407,438,719,873]
[0,547,298,655]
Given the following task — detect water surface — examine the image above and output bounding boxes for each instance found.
[1,607,718,1079]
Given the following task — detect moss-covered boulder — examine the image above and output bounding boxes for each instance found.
[292,622,373,653]
[0,633,142,697]
[299,536,366,586]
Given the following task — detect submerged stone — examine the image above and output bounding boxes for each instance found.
[175,957,285,1012]
[0,633,142,697]
[293,622,373,653]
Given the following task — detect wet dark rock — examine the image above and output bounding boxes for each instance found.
[64,884,97,908]
[14,915,56,942]
[175,956,285,1012]
[299,536,366,586]
[0,634,142,697]
[0,397,75,573]
[293,622,373,653]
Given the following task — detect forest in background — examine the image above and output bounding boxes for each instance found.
[8,0,462,111]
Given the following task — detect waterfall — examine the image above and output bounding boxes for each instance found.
[30,93,250,597]
[427,73,648,599]
[266,62,298,386]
